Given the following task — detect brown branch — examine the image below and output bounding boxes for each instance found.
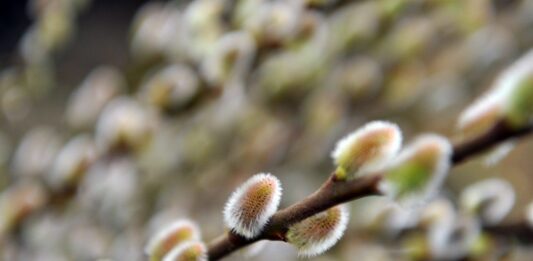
[207,175,383,259]
[207,120,533,260]
[399,221,533,246]
[452,120,533,164]
[484,221,533,245]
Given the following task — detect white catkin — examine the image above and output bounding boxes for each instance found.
[331,121,402,176]
[223,173,282,238]
[460,178,515,224]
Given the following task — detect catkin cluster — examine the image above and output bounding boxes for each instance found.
[1,0,533,260]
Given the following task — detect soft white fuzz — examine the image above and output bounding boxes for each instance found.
[145,219,201,259]
[356,197,416,234]
[331,121,402,177]
[459,49,533,128]
[460,178,515,224]
[419,198,456,230]
[49,135,96,189]
[287,205,349,257]
[428,215,481,260]
[457,94,503,139]
[141,64,200,109]
[66,66,124,130]
[491,49,533,103]
[95,97,153,152]
[368,199,417,234]
[379,134,452,208]
[201,31,256,86]
[223,173,282,238]
[162,240,207,261]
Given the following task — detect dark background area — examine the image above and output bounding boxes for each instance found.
[0,0,152,85]
[0,0,30,68]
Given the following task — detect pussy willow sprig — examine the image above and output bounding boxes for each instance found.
[206,119,533,260]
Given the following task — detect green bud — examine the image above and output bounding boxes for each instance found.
[380,134,451,208]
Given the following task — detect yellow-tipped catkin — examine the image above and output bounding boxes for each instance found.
[379,134,452,208]
[460,178,515,225]
[95,97,155,153]
[65,66,124,130]
[223,173,282,238]
[242,1,302,46]
[182,0,225,63]
[286,205,349,257]
[12,126,61,178]
[461,49,533,130]
[0,182,47,236]
[457,94,504,141]
[162,240,207,261]
[130,2,180,58]
[48,134,97,191]
[145,220,201,261]
[140,64,200,113]
[201,31,256,87]
[331,121,402,180]
[495,49,533,127]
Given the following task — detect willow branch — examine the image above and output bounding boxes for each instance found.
[484,221,533,244]
[399,221,533,246]
[451,120,533,164]
[207,174,382,259]
[207,120,533,260]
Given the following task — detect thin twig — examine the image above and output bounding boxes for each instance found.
[452,120,533,164]
[484,221,533,245]
[207,120,533,260]
[207,175,382,259]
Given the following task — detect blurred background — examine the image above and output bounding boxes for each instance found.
[1,0,533,260]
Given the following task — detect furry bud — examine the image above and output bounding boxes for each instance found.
[140,64,200,113]
[145,220,201,261]
[460,178,515,224]
[428,215,481,260]
[331,121,402,180]
[362,198,415,235]
[495,49,533,127]
[131,3,180,58]
[419,198,456,230]
[48,134,97,191]
[224,173,282,238]
[0,182,47,235]
[286,205,349,257]
[66,66,124,130]
[182,0,225,62]
[505,72,533,127]
[201,31,256,87]
[379,134,452,208]
[457,94,504,141]
[95,97,155,153]
[162,240,207,261]
[12,126,61,178]
[243,1,301,46]
[458,49,533,131]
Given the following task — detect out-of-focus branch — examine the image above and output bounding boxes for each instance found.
[452,120,533,164]
[484,221,533,244]
[207,120,533,261]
